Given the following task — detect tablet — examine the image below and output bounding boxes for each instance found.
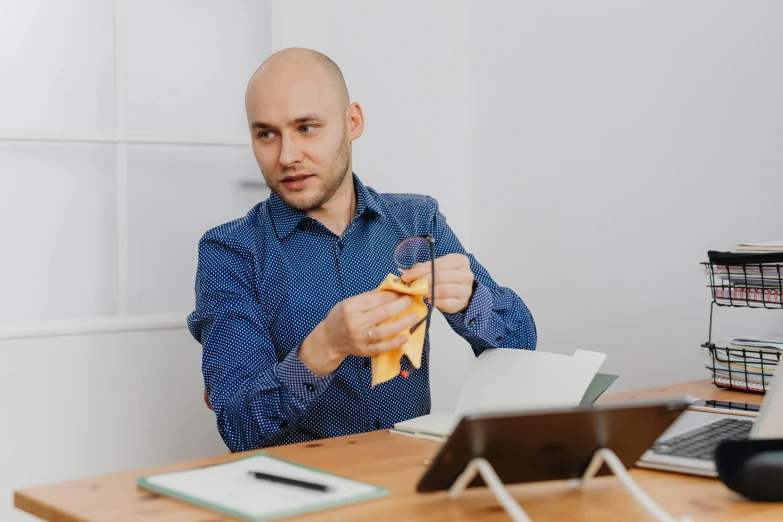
[416,396,690,492]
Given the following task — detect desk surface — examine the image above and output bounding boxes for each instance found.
[14,380,777,521]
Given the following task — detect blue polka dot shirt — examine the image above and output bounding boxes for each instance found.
[187,174,537,452]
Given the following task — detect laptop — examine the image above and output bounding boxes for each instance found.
[637,374,783,477]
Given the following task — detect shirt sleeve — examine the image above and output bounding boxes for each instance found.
[186,236,333,452]
[426,197,538,355]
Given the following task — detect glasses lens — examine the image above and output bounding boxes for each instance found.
[394,236,432,271]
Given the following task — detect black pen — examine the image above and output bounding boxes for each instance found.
[247,470,331,492]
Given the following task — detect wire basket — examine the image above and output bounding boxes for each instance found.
[703,344,780,394]
[702,259,783,309]
[702,252,783,393]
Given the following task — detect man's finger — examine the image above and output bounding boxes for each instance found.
[434,253,467,270]
[400,261,431,283]
[351,290,403,312]
[429,267,473,285]
[371,312,420,341]
[365,335,409,356]
[362,295,413,326]
[429,283,469,302]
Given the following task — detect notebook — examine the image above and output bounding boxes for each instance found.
[391,348,609,441]
[137,453,388,521]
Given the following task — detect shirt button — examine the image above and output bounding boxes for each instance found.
[280,421,289,429]
[496,336,503,342]
[468,318,477,327]
[363,358,370,368]
[374,419,381,430]
[305,383,315,392]
[337,241,344,251]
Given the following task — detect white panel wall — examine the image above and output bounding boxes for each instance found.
[0,142,118,321]
[124,0,269,136]
[0,328,226,522]
[470,0,783,391]
[126,145,265,314]
[1,2,272,520]
[0,0,115,131]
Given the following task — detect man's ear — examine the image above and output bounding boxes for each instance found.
[347,102,364,141]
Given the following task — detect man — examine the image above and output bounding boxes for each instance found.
[187,48,536,452]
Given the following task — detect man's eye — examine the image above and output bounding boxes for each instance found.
[299,125,315,133]
[259,131,275,139]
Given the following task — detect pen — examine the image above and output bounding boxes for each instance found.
[247,470,331,492]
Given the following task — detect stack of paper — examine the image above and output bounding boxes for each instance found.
[706,336,782,391]
[391,348,610,441]
[736,240,783,253]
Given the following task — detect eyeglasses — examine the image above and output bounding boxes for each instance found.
[393,235,435,334]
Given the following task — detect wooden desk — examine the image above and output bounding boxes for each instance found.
[14,380,778,521]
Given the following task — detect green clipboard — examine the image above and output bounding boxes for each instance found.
[580,373,619,406]
[137,452,389,521]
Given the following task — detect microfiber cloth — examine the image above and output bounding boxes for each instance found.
[371,274,429,387]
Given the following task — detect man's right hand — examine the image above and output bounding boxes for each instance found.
[298,290,420,377]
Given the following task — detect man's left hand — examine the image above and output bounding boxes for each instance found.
[401,253,475,314]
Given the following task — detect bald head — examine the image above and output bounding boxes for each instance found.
[243,47,365,214]
[247,47,349,108]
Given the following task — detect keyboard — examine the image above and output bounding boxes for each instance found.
[651,417,753,461]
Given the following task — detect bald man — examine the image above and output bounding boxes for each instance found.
[187,48,537,451]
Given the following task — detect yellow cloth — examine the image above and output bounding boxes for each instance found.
[371,274,429,387]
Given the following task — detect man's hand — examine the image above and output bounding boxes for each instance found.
[298,290,420,376]
[401,253,475,314]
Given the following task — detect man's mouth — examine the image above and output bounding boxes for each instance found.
[281,174,314,191]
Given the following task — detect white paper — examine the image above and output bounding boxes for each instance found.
[455,348,606,415]
[736,240,783,251]
[393,348,606,439]
[144,454,382,520]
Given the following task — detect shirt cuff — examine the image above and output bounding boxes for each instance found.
[444,281,494,332]
[275,346,334,404]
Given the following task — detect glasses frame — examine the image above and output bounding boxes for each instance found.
[393,234,435,334]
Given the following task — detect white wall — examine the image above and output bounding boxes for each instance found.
[471,0,783,391]
[0,327,226,522]
[0,0,270,321]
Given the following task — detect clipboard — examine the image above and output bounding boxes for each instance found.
[138,453,388,521]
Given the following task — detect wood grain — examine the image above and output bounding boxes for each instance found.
[14,380,777,521]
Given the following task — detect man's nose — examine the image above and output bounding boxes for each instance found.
[279,134,304,167]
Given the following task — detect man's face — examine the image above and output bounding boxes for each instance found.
[246,64,351,211]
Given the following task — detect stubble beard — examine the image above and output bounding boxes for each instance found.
[275,132,351,212]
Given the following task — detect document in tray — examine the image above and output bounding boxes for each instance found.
[138,453,388,522]
[736,240,783,253]
[724,336,783,350]
[391,348,608,441]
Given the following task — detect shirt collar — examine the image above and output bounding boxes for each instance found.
[268,173,385,240]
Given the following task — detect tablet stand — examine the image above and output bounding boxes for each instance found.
[447,448,692,522]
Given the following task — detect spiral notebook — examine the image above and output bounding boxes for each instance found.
[137,453,388,521]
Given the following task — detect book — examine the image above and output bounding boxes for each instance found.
[137,453,388,521]
[712,375,769,392]
[391,348,608,441]
[713,286,783,305]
